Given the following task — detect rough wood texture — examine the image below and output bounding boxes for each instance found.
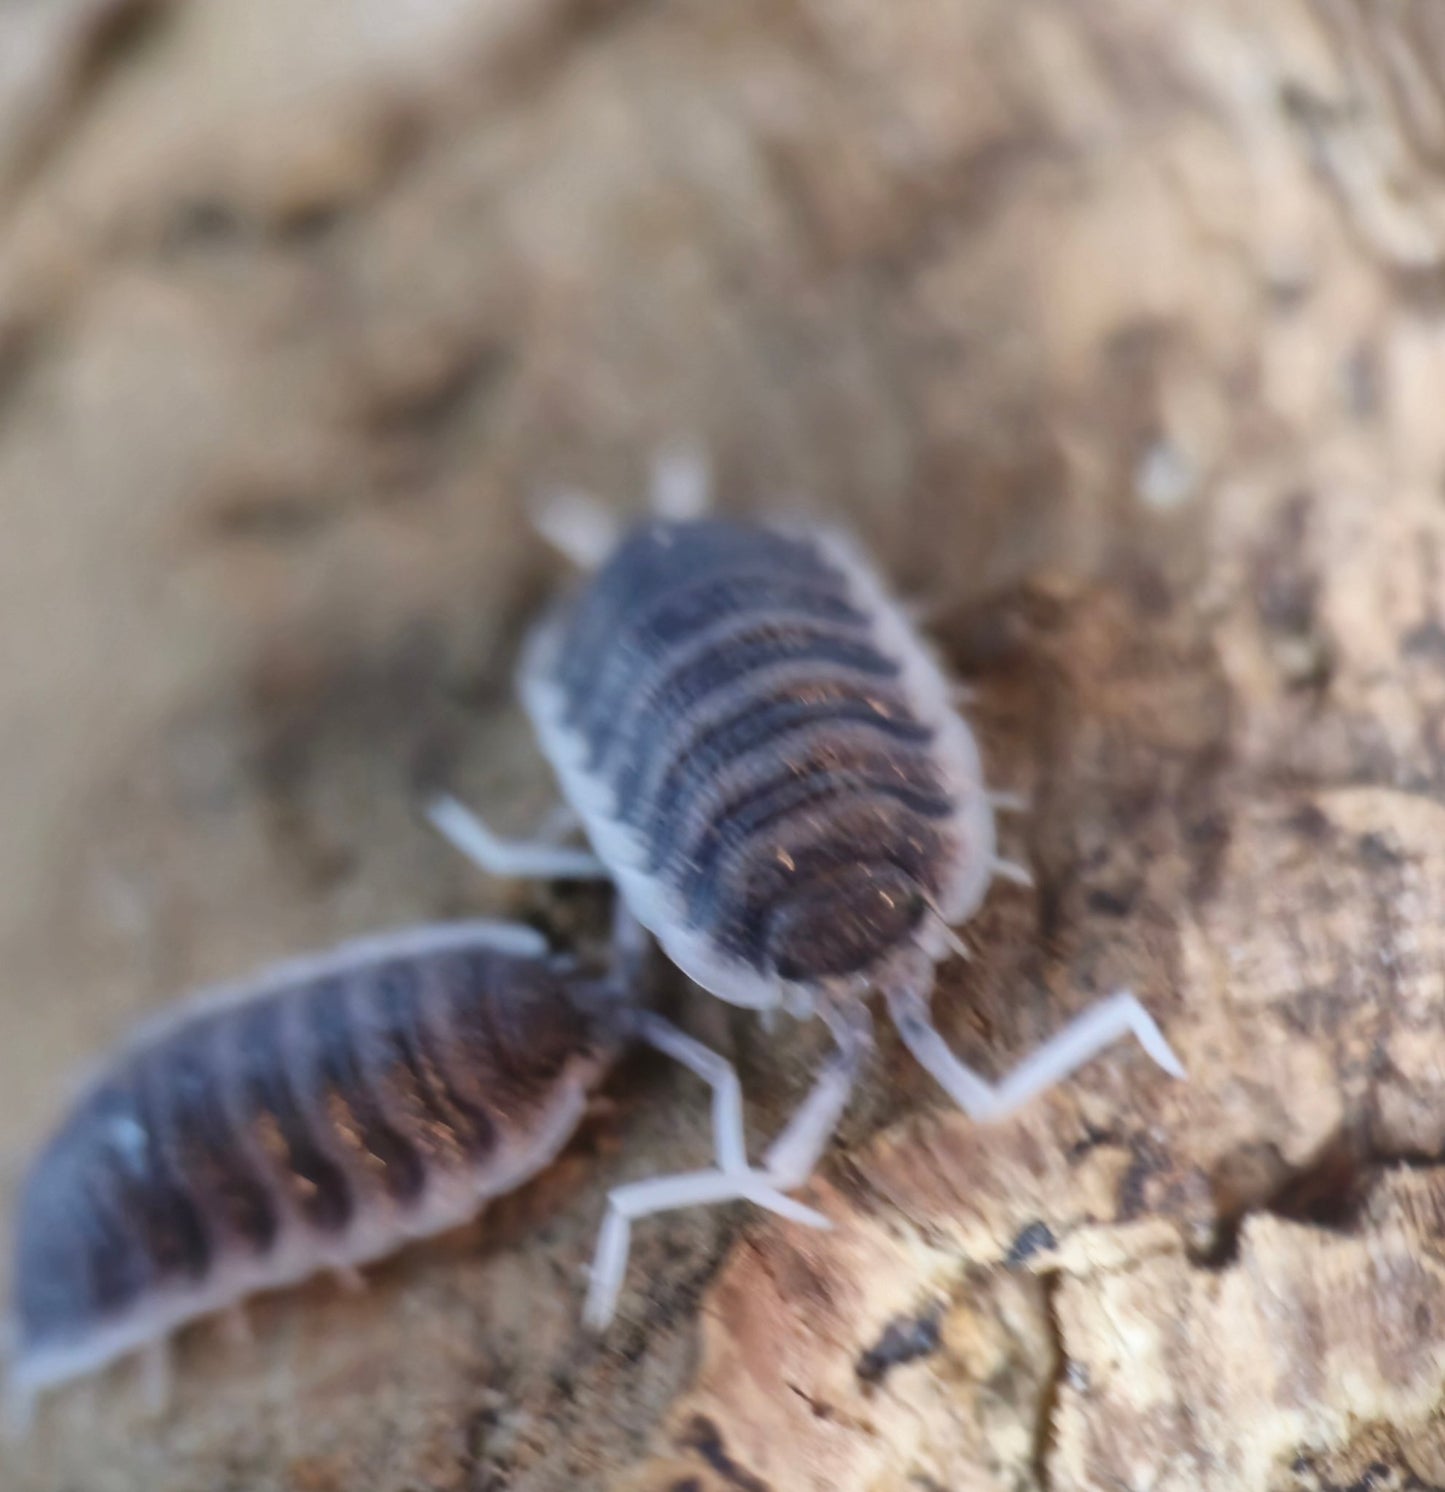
[2,1,1443,1488]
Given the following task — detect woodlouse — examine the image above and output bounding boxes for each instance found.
[4,917,813,1425]
[432,456,1185,1325]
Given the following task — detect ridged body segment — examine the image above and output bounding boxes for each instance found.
[521,519,995,1006]
[10,927,616,1394]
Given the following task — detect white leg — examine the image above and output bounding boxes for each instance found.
[582,1005,871,1328]
[761,1004,872,1190]
[426,795,609,881]
[584,1170,830,1329]
[138,1339,171,1415]
[987,790,1030,814]
[531,487,620,569]
[633,1012,749,1175]
[611,900,652,986]
[926,910,974,964]
[886,986,1185,1125]
[649,443,711,520]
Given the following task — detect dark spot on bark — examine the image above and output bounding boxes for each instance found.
[856,1305,944,1384]
[1086,884,1135,917]
[1266,1134,1363,1231]
[1067,1124,1116,1162]
[1254,493,1315,631]
[1005,1220,1057,1266]
[1391,261,1445,315]
[209,489,336,544]
[164,197,246,249]
[1405,618,1445,662]
[1125,563,1174,619]
[677,1415,770,1492]
[1358,832,1405,869]
[361,344,511,440]
[1250,493,1334,688]
[1115,1135,1176,1222]
[1341,342,1380,419]
[1184,801,1232,901]
[1288,802,1334,841]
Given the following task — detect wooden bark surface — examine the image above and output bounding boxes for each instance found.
[2,1,1444,1488]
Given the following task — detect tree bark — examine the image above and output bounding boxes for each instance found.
[3,1,1444,1488]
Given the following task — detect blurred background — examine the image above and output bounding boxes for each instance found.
[5,1,1445,1489]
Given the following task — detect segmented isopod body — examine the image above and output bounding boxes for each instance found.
[6,921,623,1416]
[519,517,992,1012]
[424,491,1183,1327]
[499,509,1182,1324]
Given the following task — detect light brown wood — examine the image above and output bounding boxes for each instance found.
[3,1,1444,1487]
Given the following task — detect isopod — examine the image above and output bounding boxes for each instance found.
[4,917,814,1426]
[431,455,1186,1325]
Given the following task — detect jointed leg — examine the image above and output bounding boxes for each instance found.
[584,1169,830,1329]
[610,900,652,989]
[886,984,1185,1125]
[991,858,1035,889]
[425,795,609,881]
[585,1004,871,1328]
[633,1012,749,1175]
[988,790,1030,814]
[762,1002,873,1189]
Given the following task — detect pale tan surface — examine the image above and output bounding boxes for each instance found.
[1,1,1443,1488]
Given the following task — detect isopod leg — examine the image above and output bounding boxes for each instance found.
[885,984,1185,1125]
[987,790,1030,814]
[761,1003,873,1190]
[632,1012,749,1176]
[531,487,620,569]
[990,857,1035,889]
[648,443,711,520]
[584,1170,829,1330]
[584,1006,872,1328]
[610,901,652,987]
[425,795,610,881]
